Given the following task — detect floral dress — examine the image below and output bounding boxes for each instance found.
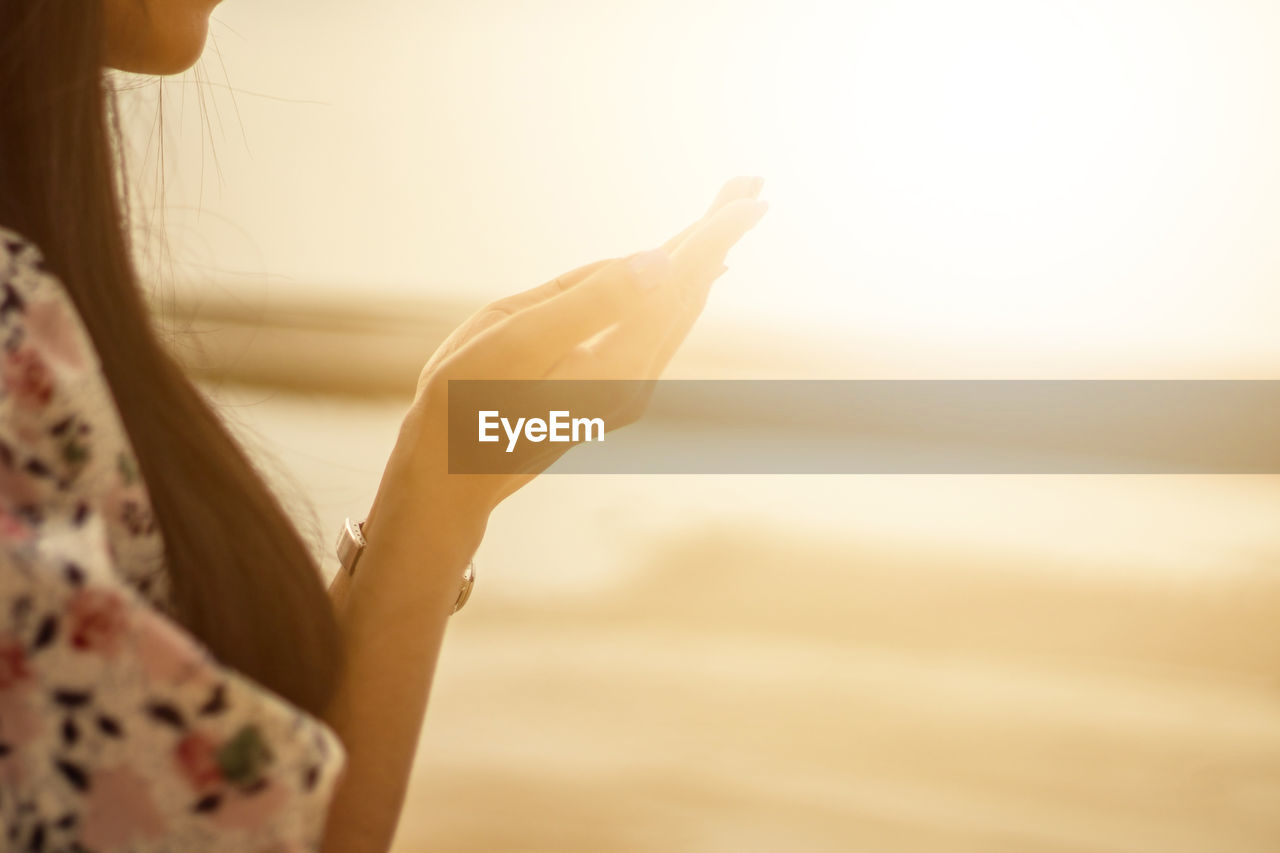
[0,228,346,852]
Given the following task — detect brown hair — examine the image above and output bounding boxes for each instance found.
[0,0,342,716]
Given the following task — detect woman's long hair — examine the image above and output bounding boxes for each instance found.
[0,1,342,716]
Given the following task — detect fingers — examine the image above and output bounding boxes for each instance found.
[555,198,767,382]
[419,258,615,379]
[488,175,760,322]
[668,196,768,291]
[465,249,671,376]
[660,175,764,255]
[641,198,768,376]
[440,176,766,380]
[708,175,765,214]
[484,258,613,316]
[640,262,731,378]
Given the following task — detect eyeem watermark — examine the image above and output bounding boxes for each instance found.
[478,410,605,453]
[448,379,1280,474]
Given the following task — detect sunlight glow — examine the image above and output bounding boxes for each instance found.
[124,0,1280,374]
[746,0,1280,353]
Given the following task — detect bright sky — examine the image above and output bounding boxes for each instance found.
[120,0,1280,375]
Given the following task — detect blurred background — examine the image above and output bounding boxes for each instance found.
[115,1,1280,850]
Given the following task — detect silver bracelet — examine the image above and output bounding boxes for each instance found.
[335,517,476,613]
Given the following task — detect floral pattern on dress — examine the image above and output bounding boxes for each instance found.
[0,228,346,852]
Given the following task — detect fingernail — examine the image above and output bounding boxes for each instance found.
[625,248,671,289]
[747,176,765,198]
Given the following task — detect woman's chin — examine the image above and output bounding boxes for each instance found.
[104,3,214,76]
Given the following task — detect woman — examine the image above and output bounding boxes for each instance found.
[0,0,766,850]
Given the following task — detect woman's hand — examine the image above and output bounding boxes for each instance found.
[322,180,766,853]
[378,176,768,542]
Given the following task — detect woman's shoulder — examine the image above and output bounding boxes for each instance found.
[0,225,101,379]
[0,225,71,312]
[0,228,345,851]
[0,223,112,489]
[0,224,170,607]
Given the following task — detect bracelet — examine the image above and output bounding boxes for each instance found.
[334,517,476,614]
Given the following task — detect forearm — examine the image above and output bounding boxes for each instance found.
[319,411,487,853]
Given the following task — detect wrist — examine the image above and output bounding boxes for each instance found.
[364,399,491,556]
[339,457,486,623]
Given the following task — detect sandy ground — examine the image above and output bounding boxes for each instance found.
[210,383,1280,853]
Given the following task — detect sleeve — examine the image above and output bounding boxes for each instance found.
[0,230,347,853]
